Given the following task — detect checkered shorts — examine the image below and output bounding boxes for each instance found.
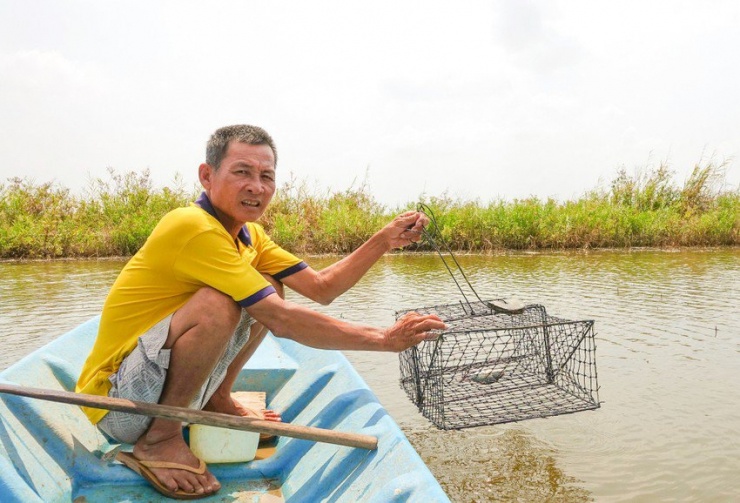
[98,310,255,444]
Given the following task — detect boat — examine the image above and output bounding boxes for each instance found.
[0,316,449,502]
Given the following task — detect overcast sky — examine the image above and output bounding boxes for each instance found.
[1,0,738,207]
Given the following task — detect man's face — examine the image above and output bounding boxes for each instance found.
[200,141,276,231]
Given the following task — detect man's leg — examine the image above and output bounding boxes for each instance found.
[204,275,284,422]
[132,286,241,497]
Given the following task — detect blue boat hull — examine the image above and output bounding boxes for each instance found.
[0,317,449,502]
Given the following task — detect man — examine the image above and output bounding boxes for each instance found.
[76,125,445,499]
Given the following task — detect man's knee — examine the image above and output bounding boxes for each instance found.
[193,287,241,324]
[170,287,241,345]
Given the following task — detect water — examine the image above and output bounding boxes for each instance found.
[1,249,739,502]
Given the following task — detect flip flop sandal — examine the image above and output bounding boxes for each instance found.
[116,451,217,500]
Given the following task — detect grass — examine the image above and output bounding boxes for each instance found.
[1,161,738,259]
[0,169,194,258]
[413,160,738,250]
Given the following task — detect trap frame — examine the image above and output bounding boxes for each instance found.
[397,300,599,429]
[397,205,600,430]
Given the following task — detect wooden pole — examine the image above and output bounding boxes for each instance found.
[0,383,378,450]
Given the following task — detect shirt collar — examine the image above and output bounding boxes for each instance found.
[194,192,252,247]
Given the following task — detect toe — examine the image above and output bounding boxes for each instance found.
[186,472,209,494]
[164,479,180,494]
[176,474,196,494]
[197,473,218,494]
[263,409,282,421]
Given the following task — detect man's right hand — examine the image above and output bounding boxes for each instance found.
[382,312,446,352]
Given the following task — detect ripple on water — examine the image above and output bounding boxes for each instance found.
[405,427,592,503]
[2,250,739,502]
[0,260,124,369]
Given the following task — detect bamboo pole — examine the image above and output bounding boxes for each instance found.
[0,382,378,450]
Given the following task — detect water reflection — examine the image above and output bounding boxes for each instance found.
[1,249,739,502]
[403,428,591,503]
[0,259,122,366]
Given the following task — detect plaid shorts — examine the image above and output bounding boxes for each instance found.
[98,310,255,444]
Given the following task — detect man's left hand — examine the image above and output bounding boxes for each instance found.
[384,211,429,249]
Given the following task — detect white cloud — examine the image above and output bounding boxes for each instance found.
[0,0,738,204]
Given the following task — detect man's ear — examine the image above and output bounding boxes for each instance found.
[198,163,213,189]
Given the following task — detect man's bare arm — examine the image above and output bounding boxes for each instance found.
[282,211,428,305]
[245,293,445,352]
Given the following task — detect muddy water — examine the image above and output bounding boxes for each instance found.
[1,249,738,502]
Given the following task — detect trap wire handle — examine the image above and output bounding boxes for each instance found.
[417,202,486,313]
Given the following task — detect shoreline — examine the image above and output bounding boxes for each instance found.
[2,244,738,264]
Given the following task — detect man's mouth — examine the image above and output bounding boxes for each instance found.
[241,200,260,207]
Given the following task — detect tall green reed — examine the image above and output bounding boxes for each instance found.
[0,169,196,258]
[261,176,387,253]
[413,160,738,250]
[1,160,737,259]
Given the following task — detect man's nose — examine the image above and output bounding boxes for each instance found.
[243,176,264,193]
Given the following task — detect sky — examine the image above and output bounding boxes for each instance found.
[1,0,739,207]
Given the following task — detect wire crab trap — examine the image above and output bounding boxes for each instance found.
[397,204,600,430]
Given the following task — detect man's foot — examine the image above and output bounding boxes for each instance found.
[204,392,282,422]
[205,392,282,442]
[132,431,220,498]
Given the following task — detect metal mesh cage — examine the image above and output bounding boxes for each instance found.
[397,300,600,430]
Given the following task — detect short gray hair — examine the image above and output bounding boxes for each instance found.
[205,125,277,169]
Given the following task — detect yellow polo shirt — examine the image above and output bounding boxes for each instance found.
[76,193,306,423]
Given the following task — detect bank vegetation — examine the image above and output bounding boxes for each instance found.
[1,161,738,259]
